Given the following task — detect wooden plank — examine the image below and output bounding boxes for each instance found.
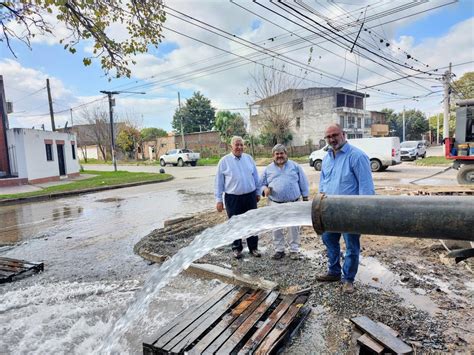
[188,289,273,354]
[254,295,308,355]
[0,256,31,263]
[377,321,399,337]
[218,291,280,353]
[238,294,298,355]
[357,334,384,354]
[0,265,24,273]
[145,283,234,348]
[196,290,278,354]
[161,287,250,352]
[351,316,412,354]
[173,288,263,354]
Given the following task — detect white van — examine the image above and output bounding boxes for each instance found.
[309,137,401,172]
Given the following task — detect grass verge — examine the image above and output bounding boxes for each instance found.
[0,170,172,200]
[415,156,452,166]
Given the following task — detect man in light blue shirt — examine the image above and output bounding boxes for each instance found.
[215,136,261,259]
[260,144,309,260]
[317,124,375,294]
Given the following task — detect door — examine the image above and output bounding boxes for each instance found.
[57,144,66,176]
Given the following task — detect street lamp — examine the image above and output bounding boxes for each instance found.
[100,90,145,171]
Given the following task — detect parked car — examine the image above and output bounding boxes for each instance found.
[309,137,401,172]
[160,148,200,167]
[400,141,426,161]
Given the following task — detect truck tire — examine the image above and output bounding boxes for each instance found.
[370,159,382,172]
[313,160,322,171]
[160,159,166,167]
[177,158,184,167]
[456,164,474,185]
[190,161,197,166]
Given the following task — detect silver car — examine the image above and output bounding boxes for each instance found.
[400,141,426,161]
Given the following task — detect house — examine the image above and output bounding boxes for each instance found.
[1,128,80,186]
[250,87,387,146]
[139,130,223,160]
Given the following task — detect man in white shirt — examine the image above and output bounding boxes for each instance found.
[215,136,261,259]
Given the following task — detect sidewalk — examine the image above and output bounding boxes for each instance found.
[0,174,95,195]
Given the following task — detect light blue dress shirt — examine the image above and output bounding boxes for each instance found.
[319,143,375,196]
[215,153,260,202]
[260,160,309,202]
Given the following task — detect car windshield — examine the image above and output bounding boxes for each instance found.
[401,141,418,148]
[182,149,193,153]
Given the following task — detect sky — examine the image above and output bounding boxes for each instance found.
[1,0,473,132]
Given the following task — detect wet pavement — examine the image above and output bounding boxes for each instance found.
[0,159,464,353]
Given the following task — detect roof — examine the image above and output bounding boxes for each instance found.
[252,87,369,105]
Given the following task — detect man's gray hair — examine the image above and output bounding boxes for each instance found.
[231,136,244,146]
[272,144,287,154]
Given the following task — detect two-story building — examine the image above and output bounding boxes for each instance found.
[250,87,387,147]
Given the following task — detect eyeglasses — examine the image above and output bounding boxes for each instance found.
[324,132,342,140]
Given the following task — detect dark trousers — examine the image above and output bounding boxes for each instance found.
[224,191,258,252]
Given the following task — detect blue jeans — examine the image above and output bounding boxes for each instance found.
[321,232,360,283]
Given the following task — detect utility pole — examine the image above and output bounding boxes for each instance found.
[248,103,255,157]
[70,109,74,127]
[436,113,440,145]
[443,62,452,139]
[100,90,145,172]
[46,79,55,131]
[178,92,185,148]
[402,106,406,142]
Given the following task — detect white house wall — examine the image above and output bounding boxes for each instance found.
[7,128,79,182]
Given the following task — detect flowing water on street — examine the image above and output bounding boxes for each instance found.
[102,201,313,353]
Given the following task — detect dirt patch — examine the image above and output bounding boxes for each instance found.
[135,189,473,353]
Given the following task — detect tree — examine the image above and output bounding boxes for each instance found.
[250,64,305,145]
[140,127,167,142]
[452,71,474,99]
[117,125,140,158]
[214,111,247,144]
[77,106,113,161]
[172,92,216,134]
[1,1,166,78]
[381,108,428,141]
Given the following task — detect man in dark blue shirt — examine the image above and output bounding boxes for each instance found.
[317,124,375,294]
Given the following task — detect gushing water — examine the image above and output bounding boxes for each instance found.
[101,201,313,352]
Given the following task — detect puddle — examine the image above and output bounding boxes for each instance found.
[95,197,124,203]
[358,256,441,316]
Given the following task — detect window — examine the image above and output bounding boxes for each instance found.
[336,93,345,107]
[357,117,362,128]
[296,117,301,129]
[339,115,345,128]
[355,97,363,109]
[365,118,372,126]
[45,144,53,161]
[348,116,355,128]
[71,144,76,160]
[292,99,303,111]
[346,95,354,108]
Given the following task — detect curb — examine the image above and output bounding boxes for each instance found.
[0,176,173,206]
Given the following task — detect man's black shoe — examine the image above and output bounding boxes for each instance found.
[233,250,243,259]
[249,249,261,257]
[315,273,341,282]
[272,251,285,260]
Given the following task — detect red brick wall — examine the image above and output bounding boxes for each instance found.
[0,112,9,174]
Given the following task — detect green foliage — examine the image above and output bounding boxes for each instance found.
[258,127,293,146]
[1,1,166,78]
[116,126,140,157]
[382,108,429,141]
[428,113,456,141]
[452,72,474,99]
[214,111,247,143]
[140,127,168,141]
[172,92,216,133]
[0,170,171,199]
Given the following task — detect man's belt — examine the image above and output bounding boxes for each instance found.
[269,198,300,203]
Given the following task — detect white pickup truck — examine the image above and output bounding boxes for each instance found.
[160,148,200,167]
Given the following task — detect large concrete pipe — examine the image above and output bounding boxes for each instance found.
[311,194,474,241]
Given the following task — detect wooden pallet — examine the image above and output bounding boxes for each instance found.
[143,284,311,354]
[0,256,44,284]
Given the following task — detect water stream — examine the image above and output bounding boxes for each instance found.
[102,201,313,352]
